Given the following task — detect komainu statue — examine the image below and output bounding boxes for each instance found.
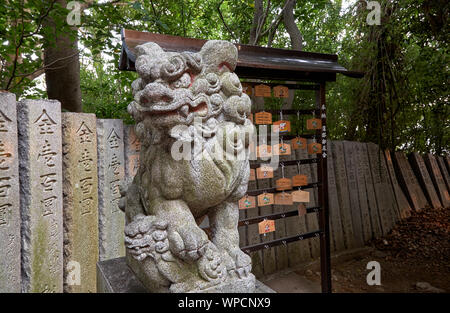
[120,39,256,292]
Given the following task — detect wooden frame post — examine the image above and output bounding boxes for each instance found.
[317,82,332,293]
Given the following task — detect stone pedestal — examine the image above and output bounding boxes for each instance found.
[97,257,275,293]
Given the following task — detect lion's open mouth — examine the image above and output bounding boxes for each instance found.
[149,101,208,119]
[189,102,208,116]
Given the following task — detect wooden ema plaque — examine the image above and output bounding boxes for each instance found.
[257,144,272,158]
[274,192,293,205]
[257,193,274,206]
[249,168,256,181]
[238,195,256,209]
[254,112,272,124]
[256,166,274,179]
[307,118,322,130]
[258,219,275,234]
[276,177,292,191]
[273,85,289,98]
[254,84,271,97]
[308,143,322,154]
[242,83,253,96]
[273,142,291,156]
[297,203,307,216]
[292,190,310,202]
[292,174,308,186]
[273,120,291,133]
[292,137,307,150]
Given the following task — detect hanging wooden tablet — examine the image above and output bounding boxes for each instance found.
[273,120,291,133]
[292,174,308,187]
[292,137,307,150]
[256,144,272,158]
[254,112,272,124]
[274,192,293,205]
[297,203,307,216]
[276,177,292,191]
[273,142,291,156]
[257,192,274,207]
[238,195,256,209]
[273,85,289,98]
[292,190,310,203]
[242,83,253,96]
[258,219,275,234]
[249,168,256,181]
[306,118,322,130]
[254,84,271,97]
[256,166,274,179]
[307,143,322,154]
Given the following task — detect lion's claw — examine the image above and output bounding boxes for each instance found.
[226,248,251,279]
[168,225,209,262]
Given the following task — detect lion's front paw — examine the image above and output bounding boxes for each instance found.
[198,243,227,283]
[228,248,252,279]
[125,214,169,261]
[167,224,209,262]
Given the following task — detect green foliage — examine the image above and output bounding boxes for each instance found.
[1,0,447,153]
[0,0,74,95]
[328,0,449,154]
[80,58,136,123]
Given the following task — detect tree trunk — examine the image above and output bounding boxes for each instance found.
[282,0,302,107]
[249,0,264,45]
[283,0,302,50]
[44,0,82,112]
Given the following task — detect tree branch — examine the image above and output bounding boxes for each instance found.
[283,0,302,50]
[16,51,79,78]
[5,0,58,90]
[252,0,271,45]
[267,15,282,47]
[261,0,289,37]
[82,0,123,10]
[217,0,237,41]
[249,0,263,45]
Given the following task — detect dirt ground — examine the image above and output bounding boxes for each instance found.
[293,206,450,293]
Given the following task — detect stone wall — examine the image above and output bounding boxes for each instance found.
[0,92,448,291]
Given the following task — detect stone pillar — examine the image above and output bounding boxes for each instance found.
[123,125,141,186]
[97,119,125,261]
[18,99,63,293]
[0,92,21,292]
[62,113,99,292]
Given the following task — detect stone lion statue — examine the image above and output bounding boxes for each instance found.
[120,39,256,292]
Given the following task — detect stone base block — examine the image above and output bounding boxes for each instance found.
[97,257,275,293]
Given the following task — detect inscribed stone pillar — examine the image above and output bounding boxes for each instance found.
[62,113,99,292]
[97,119,125,261]
[0,92,21,292]
[18,99,63,293]
[124,125,141,186]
